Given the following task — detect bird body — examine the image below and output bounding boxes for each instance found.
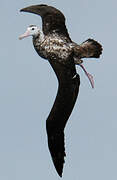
[19,4,102,177]
[33,32,72,63]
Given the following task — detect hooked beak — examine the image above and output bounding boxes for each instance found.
[19,30,30,40]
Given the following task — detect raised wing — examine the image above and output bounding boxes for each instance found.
[20,4,71,39]
[46,57,80,177]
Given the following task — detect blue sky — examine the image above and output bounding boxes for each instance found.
[0,0,117,180]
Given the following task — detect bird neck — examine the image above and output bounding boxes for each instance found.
[33,29,45,43]
[39,30,45,42]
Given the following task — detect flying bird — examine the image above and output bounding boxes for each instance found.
[19,4,102,177]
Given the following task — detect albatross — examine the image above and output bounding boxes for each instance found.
[19,4,102,177]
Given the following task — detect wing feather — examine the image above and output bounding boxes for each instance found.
[20,4,71,39]
[46,58,80,177]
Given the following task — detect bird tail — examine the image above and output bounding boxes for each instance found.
[79,39,103,58]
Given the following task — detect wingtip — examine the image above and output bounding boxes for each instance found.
[20,9,23,12]
[56,169,63,178]
[20,7,27,12]
[59,174,62,178]
[19,4,47,12]
[20,7,29,12]
[53,158,64,178]
[19,6,32,13]
[19,6,41,14]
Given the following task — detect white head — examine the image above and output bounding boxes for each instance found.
[19,25,40,40]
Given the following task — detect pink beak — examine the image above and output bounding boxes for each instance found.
[19,30,30,40]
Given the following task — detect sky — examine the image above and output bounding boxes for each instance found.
[0,0,117,180]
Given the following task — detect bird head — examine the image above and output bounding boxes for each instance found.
[19,25,39,40]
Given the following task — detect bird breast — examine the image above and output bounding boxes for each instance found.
[33,34,73,63]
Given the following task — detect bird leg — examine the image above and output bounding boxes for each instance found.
[74,58,94,88]
[79,64,94,88]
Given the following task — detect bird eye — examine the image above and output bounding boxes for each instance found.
[31,28,35,30]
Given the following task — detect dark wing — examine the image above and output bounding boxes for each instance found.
[46,56,80,177]
[20,4,71,39]
[73,39,102,59]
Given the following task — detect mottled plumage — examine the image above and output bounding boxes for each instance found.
[33,33,72,63]
[19,4,102,177]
